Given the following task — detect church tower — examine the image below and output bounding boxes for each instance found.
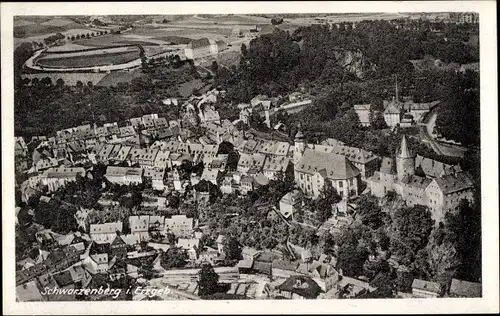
[293,123,305,165]
[396,134,415,180]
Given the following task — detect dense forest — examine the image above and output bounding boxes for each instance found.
[215,19,479,149]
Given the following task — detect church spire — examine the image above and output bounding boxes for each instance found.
[295,123,304,141]
[398,134,412,158]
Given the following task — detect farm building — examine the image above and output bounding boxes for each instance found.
[184,38,226,60]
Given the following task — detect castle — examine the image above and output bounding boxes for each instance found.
[369,135,474,225]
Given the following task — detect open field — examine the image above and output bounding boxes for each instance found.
[36,50,140,68]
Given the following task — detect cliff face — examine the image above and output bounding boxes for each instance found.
[335,49,376,79]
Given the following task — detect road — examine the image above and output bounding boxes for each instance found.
[420,108,468,158]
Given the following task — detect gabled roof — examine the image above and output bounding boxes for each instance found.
[296,149,360,180]
[433,172,474,195]
[187,38,211,49]
[353,104,371,111]
[412,279,442,294]
[384,99,401,114]
[276,275,323,299]
[449,278,481,297]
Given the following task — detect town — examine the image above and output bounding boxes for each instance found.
[13,12,481,301]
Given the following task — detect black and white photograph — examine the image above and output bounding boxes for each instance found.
[2,1,498,314]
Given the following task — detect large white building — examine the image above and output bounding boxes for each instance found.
[184,38,226,60]
[293,128,361,199]
[104,166,143,185]
[369,135,474,224]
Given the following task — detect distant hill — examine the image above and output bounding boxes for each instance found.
[14,16,91,38]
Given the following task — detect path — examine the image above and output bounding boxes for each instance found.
[420,107,468,158]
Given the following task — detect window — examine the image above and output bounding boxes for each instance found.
[339,181,343,188]
[300,174,303,180]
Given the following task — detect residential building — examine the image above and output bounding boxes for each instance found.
[104,166,143,185]
[383,98,402,127]
[40,167,86,193]
[353,104,371,126]
[184,38,225,59]
[279,190,302,219]
[89,222,123,243]
[447,278,481,298]
[129,216,151,242]
[164,215,194,238]
[411,279,443,298]
[262,156,290,180]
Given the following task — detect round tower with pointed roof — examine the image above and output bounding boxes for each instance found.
[293,123,305,165]
[396,134,415,180]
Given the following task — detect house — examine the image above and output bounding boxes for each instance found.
[40,166,86,193]
[164,215,194,237]
[177,238,200,260]
[383,98,402,127]
[15,136,28,157]
[129,216,151,242]
[279,190,302,219]
[240,176,255,194]
[337,275,377,298]
[237,258,254,274]
[200,168,222,186]
[16,280,44,302]
[459,62,479,73]
[411,279,443,298]
[448,278,481,298]
[237,153,266,175]
[154,150,171,169]
[216,234,226,255]
[272,260,301,279]
[353,104,371,127]
[110,234,128,259]
[276,275,323,299]
[198,246,220,265]
[262,156,290,180]
[89,222,123,243]
[143,168,166,191]
[241,246,261,261]
[184,38,224,59]
[104,166,143,185]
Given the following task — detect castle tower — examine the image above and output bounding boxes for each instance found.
[293,123,305,165]
[396,134,415,180]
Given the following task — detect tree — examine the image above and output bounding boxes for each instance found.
[240,43,248,57]
[211,61,219,75]
[160,246,188,269]
[357,194,385,229]
[56,78,65,89]
[223,236,242,261]
[40,77,52,87]
[337,243,369,277]
[198,262,220,297]
[390,205,434,266]
[76,80,84,90]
